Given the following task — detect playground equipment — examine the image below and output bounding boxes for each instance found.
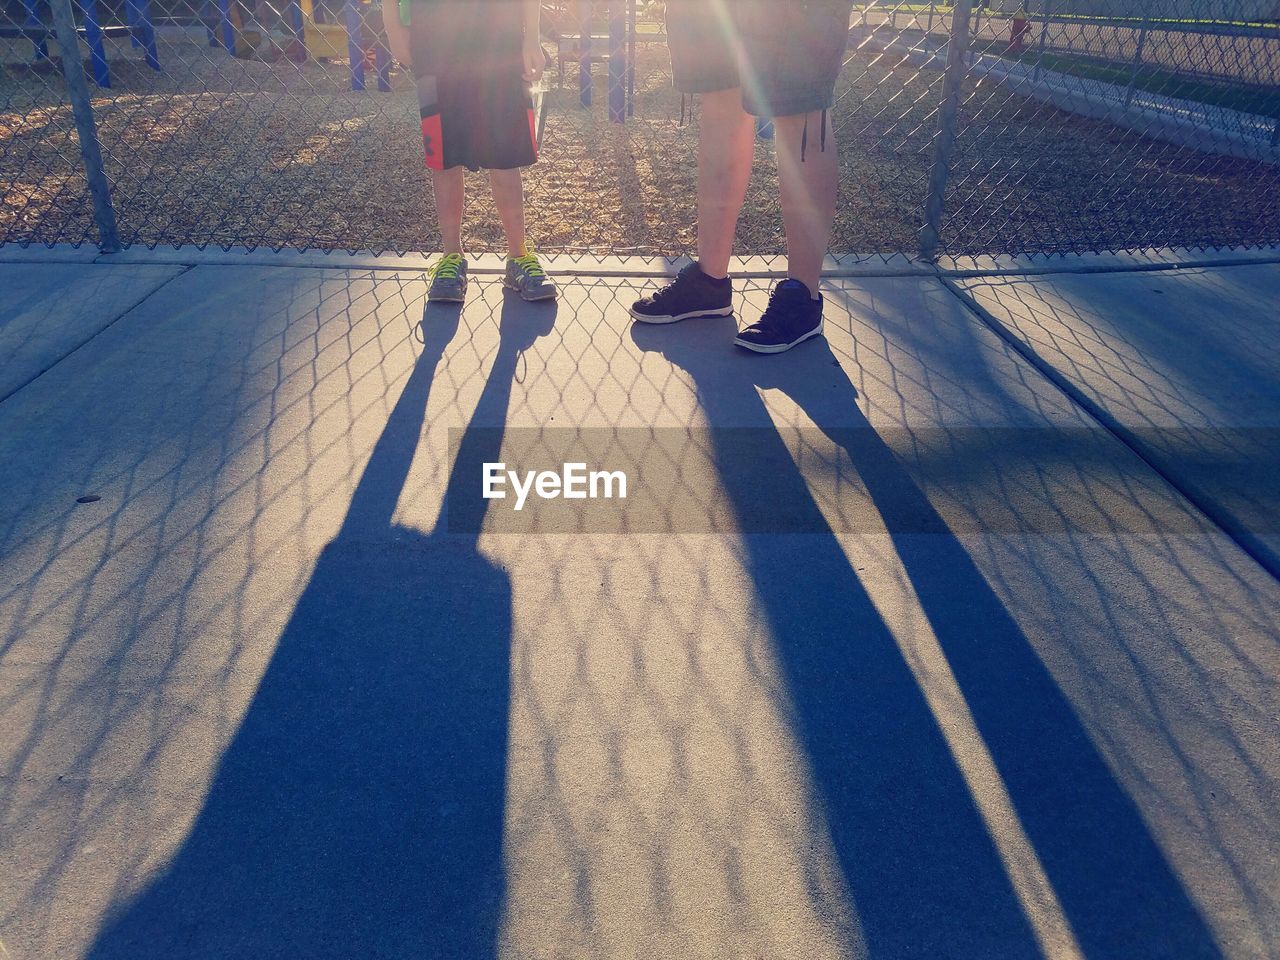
[205,0,389,90]
[340,0,390,91]
[551,0,771,139]
[554,0,639,122]
[296,0,389,90]
[218,0,305,61]
[4,0,160,87]
[298,0,345,59]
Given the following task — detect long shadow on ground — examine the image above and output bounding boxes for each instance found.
[632,316,1221,959]
[82,286,1220,958]
[87,292,557,960]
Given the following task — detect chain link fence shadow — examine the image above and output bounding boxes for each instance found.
[4,268,1277,955]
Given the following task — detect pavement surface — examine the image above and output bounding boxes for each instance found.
[0,251,1278,960]
[954,264,1280,577]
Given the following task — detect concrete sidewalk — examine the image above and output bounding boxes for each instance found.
[0,251,1277,960]
[954,264,1280,577]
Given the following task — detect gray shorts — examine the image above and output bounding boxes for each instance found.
[666,0,853,118]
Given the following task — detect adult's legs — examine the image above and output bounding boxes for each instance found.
[774,109,839,299]
[695,88,757,280]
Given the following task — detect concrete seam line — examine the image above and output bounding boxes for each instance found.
[79,254,938,279]
[90,256,1274,280]
[0,264,196,409]
[939,276,1280,585]
[55,251,1280,279]
[939,254,1280,279]
[3,247,1279,281]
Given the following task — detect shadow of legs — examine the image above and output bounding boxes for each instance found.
[762,335,1224,959]
[633,318,1041,957]
[89,289,558,960]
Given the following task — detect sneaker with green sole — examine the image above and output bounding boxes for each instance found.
[505,249,557,301]
[427,254,468,303]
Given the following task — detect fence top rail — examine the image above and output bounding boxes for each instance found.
[0,23,137,38]
[1037,15,1280,38]
[873,6,1280,37]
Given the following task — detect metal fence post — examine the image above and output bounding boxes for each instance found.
[50,0,120,252]
[626,0,636,117]
[1032,0,1050,82]
[579,1,593,109]
[608,0,625,123]
[1124,12,1150,108]
[918,0,973,262]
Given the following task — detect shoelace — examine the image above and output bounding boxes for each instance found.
[429,254,464,280]
[512,249,546,279]
[758,282,807,324]
[646,268,696,307]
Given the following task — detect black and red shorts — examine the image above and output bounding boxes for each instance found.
[409,0,537,172]
[666,0,854,118]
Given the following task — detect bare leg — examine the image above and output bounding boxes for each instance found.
[430,166,466,255]
[696,87,756,280]
[489,167,527,259]
[774,110,839,298]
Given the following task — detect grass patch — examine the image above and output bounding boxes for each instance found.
[997,47,1280,118]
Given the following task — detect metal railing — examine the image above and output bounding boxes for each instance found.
[2,0,1278,259]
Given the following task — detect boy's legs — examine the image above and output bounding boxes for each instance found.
[430,166,465,256]
[488,167,526,259]
[492,166,557,300]
[774,109,839,299]
[426,165,469,303]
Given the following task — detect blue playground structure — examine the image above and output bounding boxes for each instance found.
[202,0,389,92]
[3,0,764,113]
[558,0,639,123]
[200,0,388,91]
[1,0,388,92]
[558,0,770,137]
[3,0,160,87]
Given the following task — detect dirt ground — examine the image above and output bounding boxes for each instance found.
[2,34,1278,256]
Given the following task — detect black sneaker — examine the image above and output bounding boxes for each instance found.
[734,280,825,354]
[630,263,734,324]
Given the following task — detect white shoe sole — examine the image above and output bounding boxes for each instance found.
[629,304,735,324]
[734,323,824,354]
[504,279,557,301]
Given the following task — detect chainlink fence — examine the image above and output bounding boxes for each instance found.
[1,0,1278,258]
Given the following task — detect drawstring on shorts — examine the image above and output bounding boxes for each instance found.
[800,109,829,163]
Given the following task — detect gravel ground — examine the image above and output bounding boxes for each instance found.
[2,33,1278,256]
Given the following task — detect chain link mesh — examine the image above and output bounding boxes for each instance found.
[2,0,1278,256]
[937,0,1280,255]
[1,0,101,245]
